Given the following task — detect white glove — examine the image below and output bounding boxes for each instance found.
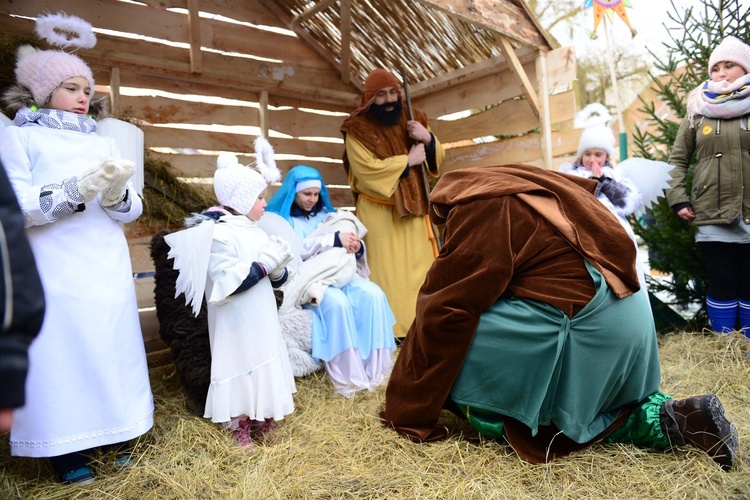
[100,159,136,206]
[257,235,293,278]
[76,157,121,202]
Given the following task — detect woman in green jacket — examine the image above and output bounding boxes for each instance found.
[667,36,750,335]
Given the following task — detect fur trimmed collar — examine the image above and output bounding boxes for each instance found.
[2,83,109,121]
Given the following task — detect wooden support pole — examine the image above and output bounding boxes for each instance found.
[497,35,540,118]
[340,0,351,85]
[109,67,121,116]
[187,0,203,74]
[259,90,269,138]
[290,0,338,27]
[536,52,553,170]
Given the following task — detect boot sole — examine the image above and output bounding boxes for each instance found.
[701,394,738,471]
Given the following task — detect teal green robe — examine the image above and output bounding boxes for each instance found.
[450,262,661,443]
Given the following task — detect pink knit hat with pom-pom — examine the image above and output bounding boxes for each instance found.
[15,48,94,106]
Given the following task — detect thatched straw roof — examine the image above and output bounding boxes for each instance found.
[263,0,555,90]
[2,333,748,497]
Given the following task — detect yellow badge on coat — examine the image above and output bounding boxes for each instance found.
[702,125,713,135]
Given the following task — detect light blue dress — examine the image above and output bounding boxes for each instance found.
[268,165,397,396]
[290,211,396,364]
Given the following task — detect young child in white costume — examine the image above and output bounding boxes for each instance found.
[560,103,646,289]
[165,148,296,449]
[0,13,153,485]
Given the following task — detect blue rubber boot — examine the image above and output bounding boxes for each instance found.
[706,297,738,333]
[738,300,750,338]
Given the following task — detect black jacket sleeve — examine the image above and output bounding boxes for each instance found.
[0,163,45,409]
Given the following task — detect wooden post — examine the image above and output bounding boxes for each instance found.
[536,52,553,170]
[187,0,203,74]
[340,0,351,85]
[109,67,121,116]
[497,35,540,118]
[259,90,269,138]
[603,16,627,160]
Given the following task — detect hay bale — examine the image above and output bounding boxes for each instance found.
[1,333,748,497]
[140,154,217,230]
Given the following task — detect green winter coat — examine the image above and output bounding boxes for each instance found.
[666,115,750,225]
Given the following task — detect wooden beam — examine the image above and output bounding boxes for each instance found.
[149,151,350,185]
[261,0,345,82]
[259,90,269,137]
[260,0,362,93]
[430,91,575,144]
[496,35,540,119]
[143,125,344,159]
[187,0,203,74]
[536,53,554,170]
[440,129,580,173]
[340,0,352,85]
[415,0,550,49]
[109,67,121,116]
[97,69,358,114]
[290,0,338,27]
[415,60,539,118]
[410,47,537,98]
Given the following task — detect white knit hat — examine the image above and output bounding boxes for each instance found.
[214,154,269,215]
[213,138,281,215]
[15,12,97,106]
[577,124,615,158]
[575,103,615,158]
[708,36,750,74]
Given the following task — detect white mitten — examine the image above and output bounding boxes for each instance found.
[257,235,293,278]
[76,157,120,202]
[100,159,136,206]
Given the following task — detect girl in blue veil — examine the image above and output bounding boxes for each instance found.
[268,166,396,396]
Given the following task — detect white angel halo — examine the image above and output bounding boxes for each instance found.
[35,12,97,50]
[253,136,281,183]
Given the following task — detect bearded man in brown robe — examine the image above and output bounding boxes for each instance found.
[341,69,444,339]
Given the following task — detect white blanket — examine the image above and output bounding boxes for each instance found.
[280,211,370,313]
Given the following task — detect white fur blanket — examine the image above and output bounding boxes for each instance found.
[279,211,369,313]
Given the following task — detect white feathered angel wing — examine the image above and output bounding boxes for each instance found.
[617,158,674,210]
[164,220,215,316]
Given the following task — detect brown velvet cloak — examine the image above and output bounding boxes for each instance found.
[383,164,641,451]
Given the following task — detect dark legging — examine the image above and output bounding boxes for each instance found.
[697,241,750,301]
[49,442,128,477]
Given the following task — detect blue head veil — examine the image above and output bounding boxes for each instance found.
[266,165,335,222]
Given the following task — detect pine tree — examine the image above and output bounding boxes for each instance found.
[631,0,750,329]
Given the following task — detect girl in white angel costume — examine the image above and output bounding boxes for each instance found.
[560,104,647,289]
[0,13,153,484]
[165,146,296,449]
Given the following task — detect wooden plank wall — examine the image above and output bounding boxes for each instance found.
[0,1,578,362]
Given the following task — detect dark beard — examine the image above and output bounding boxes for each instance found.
[369,99,403,126]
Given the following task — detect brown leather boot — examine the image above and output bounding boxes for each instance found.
[660,394,738,471]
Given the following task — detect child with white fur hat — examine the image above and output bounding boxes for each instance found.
[165,141,297,449]
[561,103,643,222]
[560,103,645,288]
[0,12,153,485]
[667,35,750,335]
